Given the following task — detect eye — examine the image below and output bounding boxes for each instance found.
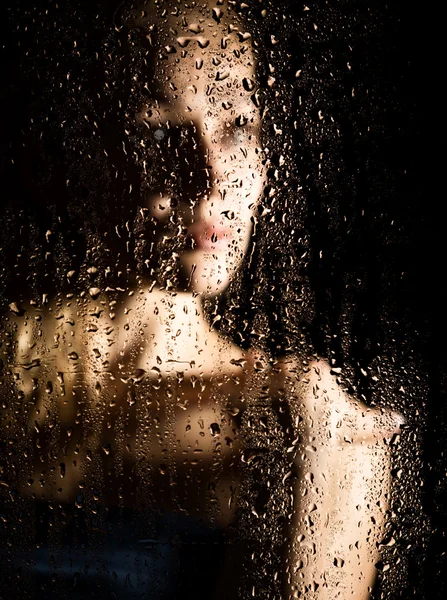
[151,122,171,144]
[153,127,166,142]
[233,129,246,145]
[148,123,196,149]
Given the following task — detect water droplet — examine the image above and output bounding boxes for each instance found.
[375,560,390,573]
[102,444,111,456]
[154,128,166,142]
[133,369,146,383]
[210,423,221,436]
[9,302,24,316]
[127,389,136,406]
[22,359,41,370]
[188,23,202,34]
[236,115,248,128]
[216,71,230,81]
[176,37,190,48]
[242,78,255,92]
[212,8,223,23]
[197,37,210,49]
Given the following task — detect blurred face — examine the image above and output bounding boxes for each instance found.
[135,5,264,294]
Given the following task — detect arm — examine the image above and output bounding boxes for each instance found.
[285,359,402,599]
[7,301,114,502]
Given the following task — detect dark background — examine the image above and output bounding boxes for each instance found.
[0,1,439,598]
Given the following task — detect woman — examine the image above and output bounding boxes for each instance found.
[1,1,403,598]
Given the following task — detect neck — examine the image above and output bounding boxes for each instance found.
[143,288,221,370]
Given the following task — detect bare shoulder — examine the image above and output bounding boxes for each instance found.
[273,356,403,445]
[6,297,116,402]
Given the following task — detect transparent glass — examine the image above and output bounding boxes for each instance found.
[0,1,432,599]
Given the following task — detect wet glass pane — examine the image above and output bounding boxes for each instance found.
[0,1,436,599]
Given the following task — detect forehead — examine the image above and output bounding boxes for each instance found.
[132,3,258,110]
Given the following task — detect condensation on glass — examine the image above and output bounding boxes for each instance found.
[0,1,419,599]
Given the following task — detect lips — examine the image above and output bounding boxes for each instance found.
[188,223,234,251]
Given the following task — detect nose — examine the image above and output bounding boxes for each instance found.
[168,122,225,226]
[175,124,212,213]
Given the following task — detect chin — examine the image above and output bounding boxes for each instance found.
[180,250,238,296]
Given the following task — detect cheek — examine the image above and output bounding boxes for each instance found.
[230,164,264,236]
[241,165,265,215]
[239,152,265,192]
[230,208,254,254]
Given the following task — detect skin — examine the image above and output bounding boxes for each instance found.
[2,2,403,597]
[283,359,402,599]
